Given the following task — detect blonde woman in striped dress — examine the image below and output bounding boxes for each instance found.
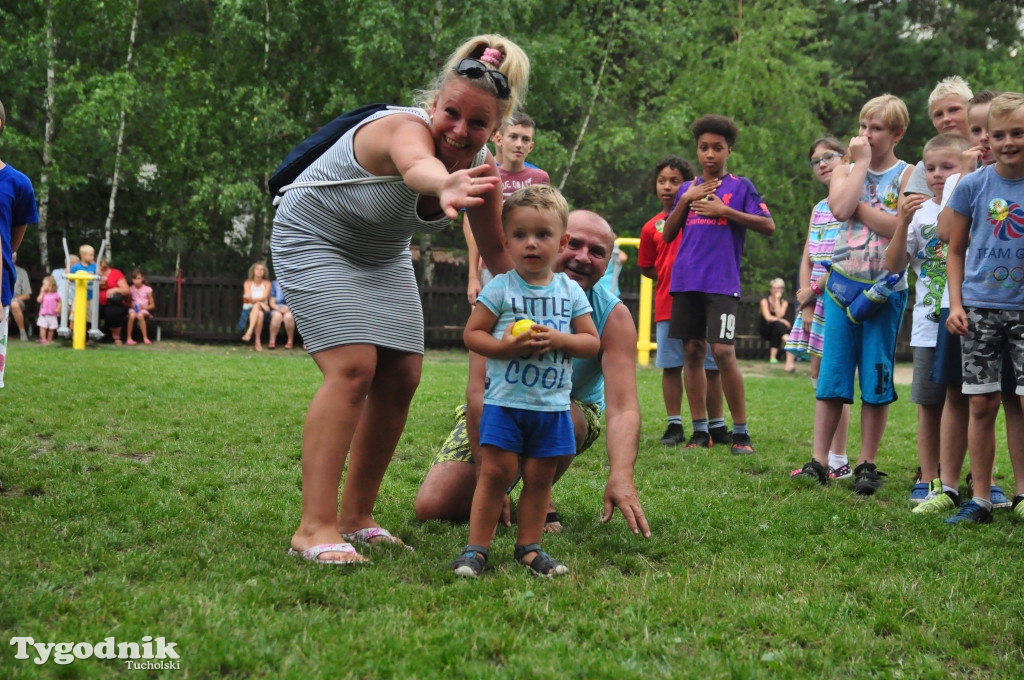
[273,35,527,564]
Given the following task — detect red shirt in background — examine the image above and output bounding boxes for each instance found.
[637,211,677,322]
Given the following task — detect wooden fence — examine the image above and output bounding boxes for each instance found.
[22,264,913,360]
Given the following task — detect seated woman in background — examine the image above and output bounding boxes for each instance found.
[268,279,295,349]
[98,259,131,345]
[759,278,795,371]
[241,262,271,352]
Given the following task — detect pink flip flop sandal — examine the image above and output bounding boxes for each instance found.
[287,542,366,565]
[342,527,414,551]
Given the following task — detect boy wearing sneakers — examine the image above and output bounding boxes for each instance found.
[662,114,775,455]
[637,155,731,447]
[885,132,970,505]
[944,92,1024,523]
[792,94,913,493]
[916,89,1021,516]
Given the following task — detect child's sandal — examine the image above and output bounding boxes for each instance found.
[514,543,568,577]
[452,544,489,578]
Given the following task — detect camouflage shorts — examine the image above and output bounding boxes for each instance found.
[962,307,1024,395]
[431,401,602,466]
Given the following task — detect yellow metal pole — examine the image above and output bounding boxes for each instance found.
[67,271,96,350]
[614,237,655,367]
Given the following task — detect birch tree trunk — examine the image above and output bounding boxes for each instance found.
[249,0,271,263]
[36,0,57,267]
[418,0,444,288]
[101,0,141,264]
[558,50,608,192]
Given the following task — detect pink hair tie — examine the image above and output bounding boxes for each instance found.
[480,48,503,67]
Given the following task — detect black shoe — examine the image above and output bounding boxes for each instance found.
[683,430,712,449]
[709,425,733,445]
[853,462,887,496]
[660,423,686,446]
[791,460,828,486]
[730,432,755,455]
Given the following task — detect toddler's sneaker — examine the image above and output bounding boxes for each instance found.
[709,425,733,445]
[1013,495,1024,519]
[990,486,1011,509]
[945,499,993,525]
[909,481,930,504]
[853,462,886,496]
[660,423,686,447]
[790,460,828,486]
[829,463,852,480]
[730,432,755,455]
[683,431,712,449]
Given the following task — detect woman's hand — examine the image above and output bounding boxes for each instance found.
[439,165,500,220]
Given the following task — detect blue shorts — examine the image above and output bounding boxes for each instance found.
[656,321,720,370]
[817,290,907,405]
[479,404,576,458]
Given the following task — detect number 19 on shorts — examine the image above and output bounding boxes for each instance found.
[717,313,736,341]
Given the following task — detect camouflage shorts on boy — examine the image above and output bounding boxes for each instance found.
[962,307,1024,395]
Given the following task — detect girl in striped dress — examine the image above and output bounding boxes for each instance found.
[274,35,527,565]
[786,137,852,478]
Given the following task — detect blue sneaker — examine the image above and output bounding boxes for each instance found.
[909,482,930,504]
[991,486,1011,509]
[945,499,994,525]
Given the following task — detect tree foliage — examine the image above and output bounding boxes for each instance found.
[0,0,1021,290]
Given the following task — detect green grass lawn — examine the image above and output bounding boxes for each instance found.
[2,342,1022,679]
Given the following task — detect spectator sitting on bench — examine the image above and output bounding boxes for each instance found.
[241,262,270,352]
[98,258,131,345]
[10,251,31,340]
[126,268,155,345]
[268,279,295,349]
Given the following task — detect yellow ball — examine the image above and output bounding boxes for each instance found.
[512,319,536,337]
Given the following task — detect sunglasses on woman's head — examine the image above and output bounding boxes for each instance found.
[454,58,511,99]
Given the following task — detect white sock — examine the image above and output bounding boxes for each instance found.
[828,452,848,470]
[942,484,958,495]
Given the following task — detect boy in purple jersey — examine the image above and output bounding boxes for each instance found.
[662,115,775,455]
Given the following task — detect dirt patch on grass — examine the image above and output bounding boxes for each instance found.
[739,360,913,385]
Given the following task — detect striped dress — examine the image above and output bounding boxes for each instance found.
[785,199,843,359]
[271,107,485,355]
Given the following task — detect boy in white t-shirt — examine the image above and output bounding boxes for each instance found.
[886,132,970,506]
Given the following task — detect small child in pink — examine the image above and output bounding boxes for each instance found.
[36,275,61,344]
[126,268,154,345]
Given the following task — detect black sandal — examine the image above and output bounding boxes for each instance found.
[514,543,568,577]
[452,545,489,578]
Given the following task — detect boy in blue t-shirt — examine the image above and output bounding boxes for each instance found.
[945,92,1024,523]
[1,97,40,392]
[452,185,600,578]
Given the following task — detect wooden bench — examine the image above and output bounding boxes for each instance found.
[150,317,190,342]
